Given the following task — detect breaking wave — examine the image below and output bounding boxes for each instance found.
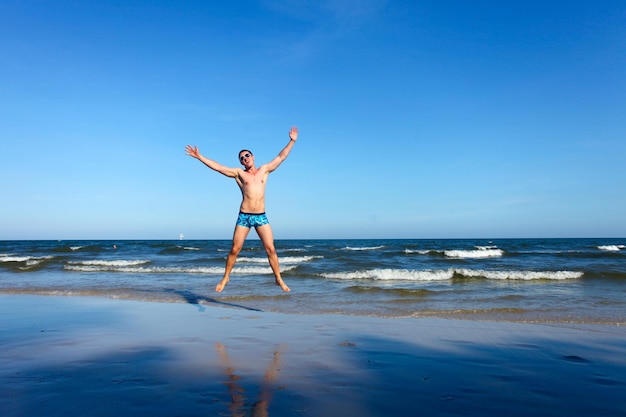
[403,249,431,255]
[598,245,624,252]
[403,246,505,258]
[64,263,297,275]
[320,268,583,281]
[237,256,322,264]
[0,254,57,270]
[342,246,385,251]
[67,259,151,267]
[444,246,505,259]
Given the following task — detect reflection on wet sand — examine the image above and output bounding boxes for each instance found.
[215,342,283,417]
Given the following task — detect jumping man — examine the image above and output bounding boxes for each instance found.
[185,126,298,292]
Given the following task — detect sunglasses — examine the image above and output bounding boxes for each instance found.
[239,153,251,161]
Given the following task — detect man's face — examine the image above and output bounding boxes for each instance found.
[239,151,253,167]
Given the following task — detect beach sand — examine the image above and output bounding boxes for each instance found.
[1,294,625,417]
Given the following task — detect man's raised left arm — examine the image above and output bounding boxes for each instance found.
[266,126,298,172]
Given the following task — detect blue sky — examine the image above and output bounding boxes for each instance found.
[1,0,624,240]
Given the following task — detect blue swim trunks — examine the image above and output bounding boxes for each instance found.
[236,212,270,228]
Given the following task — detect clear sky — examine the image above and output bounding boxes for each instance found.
[1,0,624,240]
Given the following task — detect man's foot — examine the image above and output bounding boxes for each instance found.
[275,278,290,292]
[216,277,229,292]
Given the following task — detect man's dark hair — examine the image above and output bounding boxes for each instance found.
[238,149,253,157]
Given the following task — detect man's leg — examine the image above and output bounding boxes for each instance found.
[253,349,282,416]
[255,224,290,292]
[215,343,246,412]
[216,225,250,292]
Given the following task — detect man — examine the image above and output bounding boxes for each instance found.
[185,126,298,292]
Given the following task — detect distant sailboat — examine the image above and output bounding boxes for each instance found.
[179,233,184,240]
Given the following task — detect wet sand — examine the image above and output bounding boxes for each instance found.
[1,294,625,416]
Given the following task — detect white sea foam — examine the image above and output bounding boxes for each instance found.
[70,246,84,251]
[598,245,624,252]
[0,255,54,265]
[321,269,454,281]
[456,269,583,280]
[0,255,31,262]
[63,263,297,275]
[403,249,431,254]
[25,256,55,267]
[68,260,151,267]
[233,265,297,274]
[0,255,55,271]
[237,256,322,264]
[320,268,582,281]
[342,246,385,251]
[444,247,504,259]
[64,265,224,274]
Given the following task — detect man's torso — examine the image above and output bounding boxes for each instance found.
[236,167,269,213]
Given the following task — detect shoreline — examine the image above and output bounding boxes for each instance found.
[2,238,624,327]
[2,294,625,416]
[1,290,624,325]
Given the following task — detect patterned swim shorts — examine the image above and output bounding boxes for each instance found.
[236,212,270,228]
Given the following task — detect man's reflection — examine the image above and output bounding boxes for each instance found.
[215,342,283,417]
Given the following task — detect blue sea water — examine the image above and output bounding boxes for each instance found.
[1,238,624,324]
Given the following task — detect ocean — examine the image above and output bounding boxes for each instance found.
[1,238,624,324]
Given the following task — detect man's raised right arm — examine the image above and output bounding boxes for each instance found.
[185,145,239,178]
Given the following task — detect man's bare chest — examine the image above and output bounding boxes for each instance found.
[239,171,267,189]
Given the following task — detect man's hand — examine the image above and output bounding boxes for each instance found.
[185,145,200,159]
[289,126,299,141]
